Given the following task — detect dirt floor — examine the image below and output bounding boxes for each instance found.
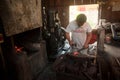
[36,62,56,80]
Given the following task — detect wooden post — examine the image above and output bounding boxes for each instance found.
[0,45,6,71]
[97,28,105,53]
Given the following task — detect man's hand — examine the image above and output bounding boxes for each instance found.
[83,32,92,49]
[69,40,74,46]
[65,32,73,46]
[83,43,89,49]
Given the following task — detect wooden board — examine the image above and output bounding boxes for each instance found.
[0,0,42,36]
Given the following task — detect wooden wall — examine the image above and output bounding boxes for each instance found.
[0,0,42,36]
[0,0,119,35]
[44,0,120,28]
[101,0,120,22]
[46,0,98,27]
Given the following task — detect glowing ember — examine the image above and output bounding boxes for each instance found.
[15,46,23,53]
[73,51,79,56]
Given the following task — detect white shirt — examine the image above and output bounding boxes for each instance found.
[66,20,92,49]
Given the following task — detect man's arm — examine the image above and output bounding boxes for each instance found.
[84,32,92,48]
[66,32,73,46]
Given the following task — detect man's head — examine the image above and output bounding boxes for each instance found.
[76,14,87,27]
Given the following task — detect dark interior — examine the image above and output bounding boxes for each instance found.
[0,0,120,80]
